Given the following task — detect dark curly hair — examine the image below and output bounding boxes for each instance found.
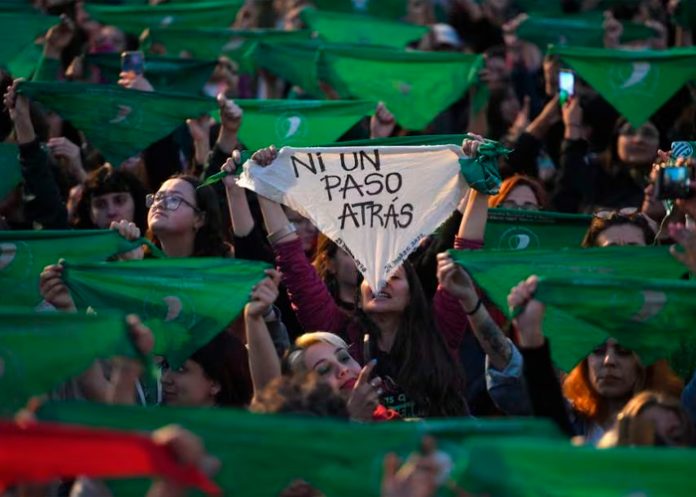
[73,164,148,232]
[147,174,229,257]
[581,211,656,247]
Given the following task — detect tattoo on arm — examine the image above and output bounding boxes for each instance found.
[470,310,512,369]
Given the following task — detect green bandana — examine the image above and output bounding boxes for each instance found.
[0,310,133,413]
[142,27,311,74]
[484,209,592,250]
[17,81,218,165]
[450,245,688,370]
[548,45,696,127]
[236,99,375,151]
[85,53,217,95]
[61,257,269,368]
[0,230,150,308]
[300,7,427,48]
[84,0,243,35]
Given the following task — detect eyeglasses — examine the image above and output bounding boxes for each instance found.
[146,193,200,213]
[593,207,658,234]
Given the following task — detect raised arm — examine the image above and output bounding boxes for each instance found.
[436,253,511,370]
[245,269,283,398]
[253,146,347,334]
[509,276,575,436]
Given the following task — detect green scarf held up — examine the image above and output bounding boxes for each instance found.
[455,134,508,195]
[84,0,244,35]
[61,257,270,368]
[0,13,55,77]
[85,53,217,95]
[37,401,562,497]
[533,275,696,368]
[450,245,688,370]
[17,81,218,165]
[253,40,325,98]
[484,209,592,250]
[235,98,375,151]
[517,13,657,49]
[319,45,484,130]
[0,230,153,308]
[548,45,696,127]
[141,27,311,74]
[300,7,428,48]
[310,0,408,19]
[0,310,133,414]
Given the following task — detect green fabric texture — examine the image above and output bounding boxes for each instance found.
[0,310,133,413]
[37,401,562,497]
[458,136,508,195]
[17,81,218,165]
[0,13,54,76]
[484,209,592,250]
[319,45,483,130]
[85,53,217,94]
[61,257,269,368]
[335,134,467,147]
[0,143,21,201]
[142,27,311,74]
[534,276,696,367]
[300,7,427,48]
[0,230,148,308]
[461,435,696,497]
[310,0,408,19]
[548,46,696,127]
[84,0,243,35]
[517,13,657,48]
[450,246,688,370]
[253,40,325,97]
[236,99,375,151]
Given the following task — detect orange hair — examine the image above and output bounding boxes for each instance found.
[488,174,549,209]
[563,358,684,422]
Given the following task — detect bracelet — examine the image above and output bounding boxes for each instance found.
[464,298,483,316]
[267,223,297,245]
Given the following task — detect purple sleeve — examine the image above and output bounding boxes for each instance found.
[432,237,484,353]
[274,238,348,336]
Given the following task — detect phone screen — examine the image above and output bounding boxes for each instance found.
[121,51,145,75]
[559,70,575,99]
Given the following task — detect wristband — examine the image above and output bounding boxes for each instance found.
[464,298,483,316]
[267,223,296,245]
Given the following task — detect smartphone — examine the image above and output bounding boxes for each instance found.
[655,165,693,200]
[121,51,145,76]
[558,69,575,105]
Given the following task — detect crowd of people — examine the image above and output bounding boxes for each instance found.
[1,0,696,496]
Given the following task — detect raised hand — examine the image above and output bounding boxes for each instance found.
[436,252,478,309]
[251,145,278,166]
[507,275,545,348]
[110,220,144,261]
[39,263,76,312]
[245,269,282,320]
[370,102,396,139]
[346,359,382,421]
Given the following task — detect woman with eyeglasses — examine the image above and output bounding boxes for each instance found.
[111,174,229,260]
[553,97,661,213]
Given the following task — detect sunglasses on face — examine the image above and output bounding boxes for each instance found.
[146,193,200,213]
